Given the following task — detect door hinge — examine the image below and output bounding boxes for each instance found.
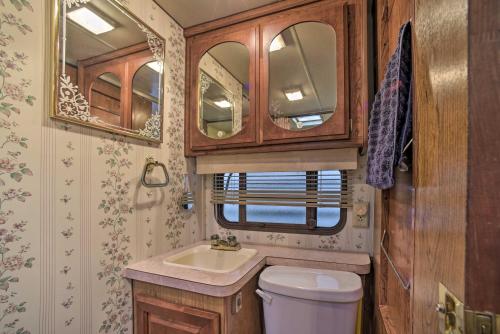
[465,310,498,334]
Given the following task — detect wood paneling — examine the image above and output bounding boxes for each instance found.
[373,2,413,334]
[412,0,468,332]
[466,0,500,314]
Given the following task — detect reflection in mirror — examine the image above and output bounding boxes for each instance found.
[198,42,249,139]
[132,61,162,131]
[56,0,164,142]
[90,72,122,127]
[268,22,337,131]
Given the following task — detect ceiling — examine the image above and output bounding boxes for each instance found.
[66,0,147,63]
[153,0,281,27]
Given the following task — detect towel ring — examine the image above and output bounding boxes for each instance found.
[141,159,169,188]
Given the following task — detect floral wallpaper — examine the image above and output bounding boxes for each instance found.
[0,0,201,333]
[205,155,375,254]
[96,138,134,333]
[0,1,37,333]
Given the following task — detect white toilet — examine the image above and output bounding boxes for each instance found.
[256,266,363,334]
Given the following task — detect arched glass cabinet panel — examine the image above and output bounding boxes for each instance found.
[198,42,250,139]
[132,61,162,132]
[268,22,337,131]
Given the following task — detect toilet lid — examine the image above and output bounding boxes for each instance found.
[258,266,363,303]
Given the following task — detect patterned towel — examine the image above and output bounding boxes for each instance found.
[366,22,412,189]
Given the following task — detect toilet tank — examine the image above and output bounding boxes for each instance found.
[257,266,363,334]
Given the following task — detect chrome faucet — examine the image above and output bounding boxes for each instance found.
[210,234,241,251]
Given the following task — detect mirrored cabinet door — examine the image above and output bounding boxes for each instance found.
[187,24,257,151]
[260,2,349,143]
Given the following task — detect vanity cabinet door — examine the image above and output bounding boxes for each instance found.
[135,294,220,334]
[186,23,258,153]
[259,1,349,144]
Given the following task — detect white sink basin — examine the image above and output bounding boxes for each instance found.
[163,245,258,273]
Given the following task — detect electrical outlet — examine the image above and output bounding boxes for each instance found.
[352,201,370,228]
[232,291,243,314]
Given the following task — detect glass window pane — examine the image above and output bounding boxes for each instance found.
[223,204,239,222]
[317,207,341,228]
[246,205,306,224]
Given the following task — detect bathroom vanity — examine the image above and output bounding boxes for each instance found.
[124,241,371,334]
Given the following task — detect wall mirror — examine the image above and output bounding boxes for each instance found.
[268,22,337,131]
[51,0,165,143]
[198,42,249,139]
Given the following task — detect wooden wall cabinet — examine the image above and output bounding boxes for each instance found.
[185,0,369,156]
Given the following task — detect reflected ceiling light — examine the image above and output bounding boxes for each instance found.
[269,34,286,52]
[296,115,322,122]
[284,88,304,101]
[67,7,114,35]
[214,98,232,109]
[146,61,163,73]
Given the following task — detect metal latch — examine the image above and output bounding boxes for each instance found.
[465,310,497,334]
[437,283,464,334]
[438,282,498,334]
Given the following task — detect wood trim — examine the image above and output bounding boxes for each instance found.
[259,1,350,143]
[183,0,323,37]
[188,22,258,150]
[465,0,500,314]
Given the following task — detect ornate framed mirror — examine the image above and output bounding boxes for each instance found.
[49,0,165,143]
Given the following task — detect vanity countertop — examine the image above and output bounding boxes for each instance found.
[124,241,370,297]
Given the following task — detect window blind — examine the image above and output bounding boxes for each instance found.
[212,170,353,208]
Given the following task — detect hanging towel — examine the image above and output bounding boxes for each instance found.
[366,22,412,189]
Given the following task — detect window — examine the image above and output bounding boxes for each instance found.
[213,170,352,235]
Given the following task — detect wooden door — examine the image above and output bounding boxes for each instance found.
[135,294,220,334]
[186,22,258,152]
[259,0,349,144]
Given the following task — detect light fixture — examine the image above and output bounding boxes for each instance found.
[214,98,232,109]
[67,7,114,35]
[284,88,304,101]
[146,61,163,73]
[293,114,324,128]
[296,115,322,122]
[269,34,286,52]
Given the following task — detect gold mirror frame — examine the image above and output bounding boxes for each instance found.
[47,0,165,143]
